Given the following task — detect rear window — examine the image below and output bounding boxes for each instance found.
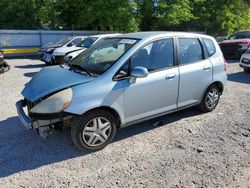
[203,38,216,56]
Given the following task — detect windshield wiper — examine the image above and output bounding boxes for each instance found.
[69,64,92,77]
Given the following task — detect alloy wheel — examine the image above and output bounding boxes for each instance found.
[205,88,219,109]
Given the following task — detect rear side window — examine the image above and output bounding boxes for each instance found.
[178,38,203,65]
[203,38,216,56]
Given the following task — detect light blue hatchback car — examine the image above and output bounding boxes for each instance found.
[16,32,227,150]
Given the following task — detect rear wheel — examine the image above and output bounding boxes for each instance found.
[198,85,220,112]
[71,109,117,151]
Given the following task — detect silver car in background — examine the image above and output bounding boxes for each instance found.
[53,34,120,64]
[16,32,227,151]
[240,48,250,73]
[41,36,86,65]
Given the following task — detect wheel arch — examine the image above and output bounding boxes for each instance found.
[200,81,224,103]
[81,106,122,128]
[210,81,224,95]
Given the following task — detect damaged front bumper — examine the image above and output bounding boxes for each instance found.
[16,99,71,138]
[16,100,32,129]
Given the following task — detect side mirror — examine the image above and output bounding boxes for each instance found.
[130,66,148,84]
[67,43,74,47]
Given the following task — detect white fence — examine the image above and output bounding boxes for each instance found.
[0,30,101,49]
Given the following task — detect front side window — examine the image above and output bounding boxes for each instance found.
[70,38,138,76]
[178,38,203,65]
[131,38,174,72]
[77,37,98,48]
[70,38,83,46]
[203,38,216,56]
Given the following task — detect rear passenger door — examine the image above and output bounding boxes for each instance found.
[177,37,213,107]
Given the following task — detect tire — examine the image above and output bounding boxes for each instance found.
[243,68,250,73]
[71,109,117,151]
[198,85,220,112]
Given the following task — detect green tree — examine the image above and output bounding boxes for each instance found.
[0,0,41,29]
[0,0,249,36]
[157,0,194,30]
[190,0,250,35]
[76,0,140,32]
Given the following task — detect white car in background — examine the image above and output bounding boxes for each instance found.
[240,48,250,73]
[41,36,86,65]
[53,33,120,64]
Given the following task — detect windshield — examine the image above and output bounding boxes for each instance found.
[77,37,98,48]
[229,32,250,40]
[70,38,139,76]
[56,37,72,45]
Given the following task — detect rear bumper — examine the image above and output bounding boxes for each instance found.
[16,100,32,129]
[239,63,250,68]
[240,58,250,68]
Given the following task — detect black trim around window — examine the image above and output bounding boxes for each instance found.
[201,37,217,57]
[113,37,176,81]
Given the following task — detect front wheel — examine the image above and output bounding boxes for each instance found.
[71,109,117,151]
[198,85,220,112]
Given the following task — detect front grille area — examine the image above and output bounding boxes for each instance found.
[54,56,64,64]
[29,112,69,120]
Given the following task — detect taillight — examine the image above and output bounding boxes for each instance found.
[223,56,227,71]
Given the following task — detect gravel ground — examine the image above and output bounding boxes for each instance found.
[0,59,249,187]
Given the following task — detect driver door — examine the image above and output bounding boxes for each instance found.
[122,38,179,123]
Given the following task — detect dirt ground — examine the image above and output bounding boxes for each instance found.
[0,59,249,188]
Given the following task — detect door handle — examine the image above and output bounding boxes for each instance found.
[203,65,211,71]
[166,73,176,79]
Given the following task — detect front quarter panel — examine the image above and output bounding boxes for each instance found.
[64,79,126,124]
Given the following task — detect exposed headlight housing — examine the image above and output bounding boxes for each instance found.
[30,88,73,114]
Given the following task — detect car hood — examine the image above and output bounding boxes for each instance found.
[67,49,86,59]
[41,44,62,51]
[220,39,250,44]
[22,66,94,102]
[53,47,83,56]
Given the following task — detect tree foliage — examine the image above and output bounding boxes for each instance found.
[0,0,249,36]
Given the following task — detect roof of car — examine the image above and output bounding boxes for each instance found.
[90,33,121,38]
[116,31,212,40]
